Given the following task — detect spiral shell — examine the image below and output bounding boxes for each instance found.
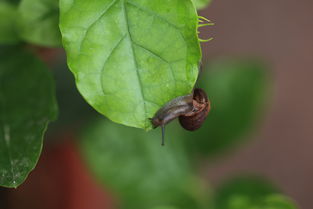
[179,88,211,131]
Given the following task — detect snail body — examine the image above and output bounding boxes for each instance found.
[150,94,193,128]
[151,88,211,145]
[150,94,193,146]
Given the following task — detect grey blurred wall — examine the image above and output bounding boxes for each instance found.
[200,1,313,208]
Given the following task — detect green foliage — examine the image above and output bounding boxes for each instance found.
[60,0,201,130]
[184,59,269,157]
[262,195,299,209]
[0,47,58,188]
[80,119,206,209]
[192,0,212,10]
[214,177,298,209]
[0,2,19,44]
[220,195,298,209]
[214,176,278,209]
[17,0,61,47]
[1,0,21,5]
[151,206,179,209]
[0,0,60,46]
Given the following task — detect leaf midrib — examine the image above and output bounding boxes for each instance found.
[121,0,147,128]
[0,81,15,186]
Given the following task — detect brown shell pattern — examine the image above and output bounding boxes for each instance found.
[179,88,211,131]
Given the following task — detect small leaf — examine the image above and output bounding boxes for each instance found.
[223,195,298,209]
[150,206,179,209]
[185,59,269,157]
[214,176,279,209]
[80,119,202,209]
[60,0,201,130]
[214,177,298,209]
[0,2,20,44]
[192,0,212,10]
[263,195,299,209]
[17,0,61,47]
[0,47,58,188]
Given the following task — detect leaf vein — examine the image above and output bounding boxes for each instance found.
[122,0,147,128]
[100,34,127,96]
[126,0,182,31]
[78,0,118,53]
[132,42,176,87]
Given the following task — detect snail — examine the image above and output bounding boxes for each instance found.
[150,88,211,146]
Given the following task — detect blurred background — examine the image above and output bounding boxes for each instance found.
[1,0,312,209]
[201,1,313,208]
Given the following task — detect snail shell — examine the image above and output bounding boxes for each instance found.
[179,88,211,131]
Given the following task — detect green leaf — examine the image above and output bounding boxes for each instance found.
[221,195,298,209]
[60,0,201,130]
[0,47,58,188]
[215,177,298,209]
[0,2,20,44]
[214,177,277,209]
[185,59,269,157]
[80,119,203,209]
[151,206,179,209]
[262,195,298,209]
[213,176,299,209]
[17,0,61,47]
[192,0,212,10]
[214,176,279,209]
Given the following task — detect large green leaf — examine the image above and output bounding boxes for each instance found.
[80,119,205,209]
[60,0,201,130]
[17,0,61,47]
[213,176,298,209]
[184,59,269,157]
[0,47,58,188]
[0,2,19,44]
[192,0,212,10]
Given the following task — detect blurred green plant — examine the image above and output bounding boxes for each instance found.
[0,2,19,44]
[192,0,212,10]
[214,176,278,209]
[18,0,61,47]
[214,177,298,209]
[80,119,209,209]
[0,0,60,45]
[151,207,180,209]
[0,46,57,188]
